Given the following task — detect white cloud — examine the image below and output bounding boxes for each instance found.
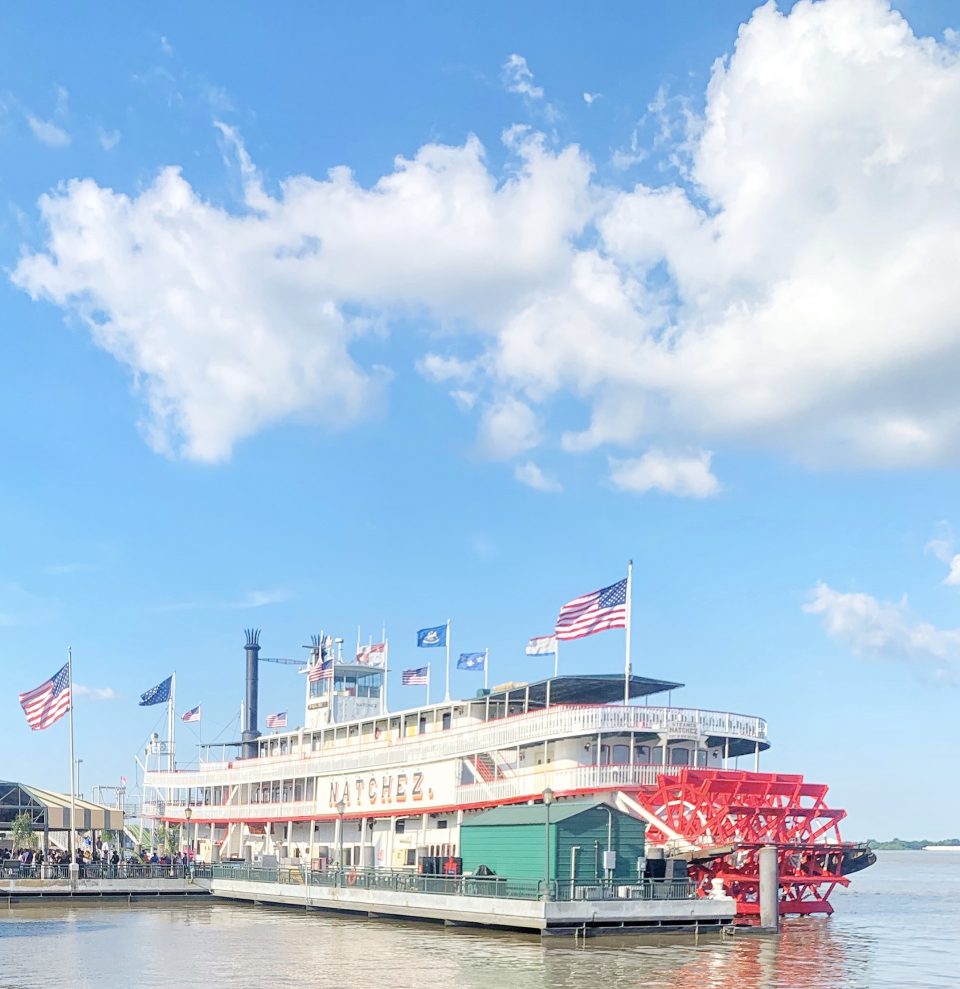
[97,127,121,151]
[804,582,960,681]
[74,684,119,701]
[230,589,288,609]
[583,92,600,105]
[477,397,541,459]
[27,115,70,148]
[14,129,590,462]
[417,353,476,383]
[15,0,960,487]
[514,460,562,492]
[160,35,174,56]
[925,522,960,585]
[450,389,477,411]
[609,450,720,498]
[502,54,544,100]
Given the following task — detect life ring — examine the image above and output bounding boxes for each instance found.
[347,869,359,886]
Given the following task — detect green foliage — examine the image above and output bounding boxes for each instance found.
[866,837,960,850]
[11,812,38,850]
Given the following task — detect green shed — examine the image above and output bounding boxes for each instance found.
[460,798,645,883]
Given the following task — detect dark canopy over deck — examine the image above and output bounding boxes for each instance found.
[483,674,683,711]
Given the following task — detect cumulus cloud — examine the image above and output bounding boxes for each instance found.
[925,522,960,585]
[477,397,541,459]
[14,0,960,487]
[74,684,119,701]
[609,450,720,498]
[804,582,960,681]
[502,54,544,100]
[514,460,562,492]
[231,589,289,608]
[14,129,590,461]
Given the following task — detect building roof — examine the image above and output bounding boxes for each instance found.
[483,673,682,709]
[463,797,630,828]
[0,781,124,832]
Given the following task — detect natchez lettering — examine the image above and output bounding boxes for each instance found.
[330,771,424,808]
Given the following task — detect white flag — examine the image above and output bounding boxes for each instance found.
[357,642,387,668]
[525,635,557,656]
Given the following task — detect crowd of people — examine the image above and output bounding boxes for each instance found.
[0,844,200,872]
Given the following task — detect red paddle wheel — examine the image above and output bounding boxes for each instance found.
[632,768,870,917]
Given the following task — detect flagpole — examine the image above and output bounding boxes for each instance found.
[67,647,77,866]
[554,637,559,679]
[445,619,451,702]
[426,664,431,706]
[624,560,633,705]
[382,636,389,716]
[484,648,489,691]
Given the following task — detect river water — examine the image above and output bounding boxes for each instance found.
[0,851,956,989]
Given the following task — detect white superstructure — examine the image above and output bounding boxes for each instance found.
[143,642,768,870]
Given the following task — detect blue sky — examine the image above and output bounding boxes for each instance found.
[2,0,960,838]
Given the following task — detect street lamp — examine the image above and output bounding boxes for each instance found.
[335,799,346,885]
[184,806,193,871]
[542,787,555,901]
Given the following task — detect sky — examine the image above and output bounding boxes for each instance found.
[2,0,959,839]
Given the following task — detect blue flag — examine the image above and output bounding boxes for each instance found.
[417,624,446,648]
[458,652,486,671]
[139,675,172,706]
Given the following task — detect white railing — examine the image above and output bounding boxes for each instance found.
[158,765,667,823]
[146,704,767,790]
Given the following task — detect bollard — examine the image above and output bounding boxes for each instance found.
[758,845,780,933]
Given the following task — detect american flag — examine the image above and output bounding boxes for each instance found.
[555,578,628,641]
[308,659,333,683]
[356,642,387,668]
[181,705,201,723]
[402,666,429,685]
[19,663,72,731]
[265,711,288,729]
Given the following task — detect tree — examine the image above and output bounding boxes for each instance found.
[11,812,38,851]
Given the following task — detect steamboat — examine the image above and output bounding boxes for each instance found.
[142,628,874,918]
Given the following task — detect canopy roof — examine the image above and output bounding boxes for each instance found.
[0,781,124,832]
[463,796,629,827]
[484,673,683,710]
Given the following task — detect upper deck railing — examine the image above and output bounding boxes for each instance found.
[145,704,767,791]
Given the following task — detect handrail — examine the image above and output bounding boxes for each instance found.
[148,704,767,791]
[210,864,695,903]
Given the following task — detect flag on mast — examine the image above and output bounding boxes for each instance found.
[265,711,287,729]
[308,658,333,682]
[139,676,173,706]
[457,652,486,671]
[402,667,429,685]
[181,705,201,723]
[525,635,557,656]
[356,642,387,667]
[19,664,71,731]
[555,578,627,641]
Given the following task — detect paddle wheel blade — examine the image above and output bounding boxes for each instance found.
[631,768,872,918]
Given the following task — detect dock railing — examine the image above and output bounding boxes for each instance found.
[211,864,694,903]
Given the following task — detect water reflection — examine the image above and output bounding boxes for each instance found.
[0,853,955,989]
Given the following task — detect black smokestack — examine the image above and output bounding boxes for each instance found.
[242,628,261,758]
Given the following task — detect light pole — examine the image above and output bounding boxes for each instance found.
[75,758,83,798]
[184,806,193,874]
[335,799,346,885]
[542,787,554,901]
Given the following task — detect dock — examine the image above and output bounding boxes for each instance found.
[209,866,736,936]
[0,864,211,903]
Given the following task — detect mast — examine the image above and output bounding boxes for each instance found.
[624,560,633,705]
[67,647,77,864]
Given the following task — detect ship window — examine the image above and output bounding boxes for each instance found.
[395,819,405,834]
[437,819,448,830]
[669,747,690,766]
[653,746,664,764]
[419,717,427,735]
[697,750,707,767]
[612,745,629,764]
[442,712,452,730]
[635,745,651,764]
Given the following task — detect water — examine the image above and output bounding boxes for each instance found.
[0,851,957,989]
